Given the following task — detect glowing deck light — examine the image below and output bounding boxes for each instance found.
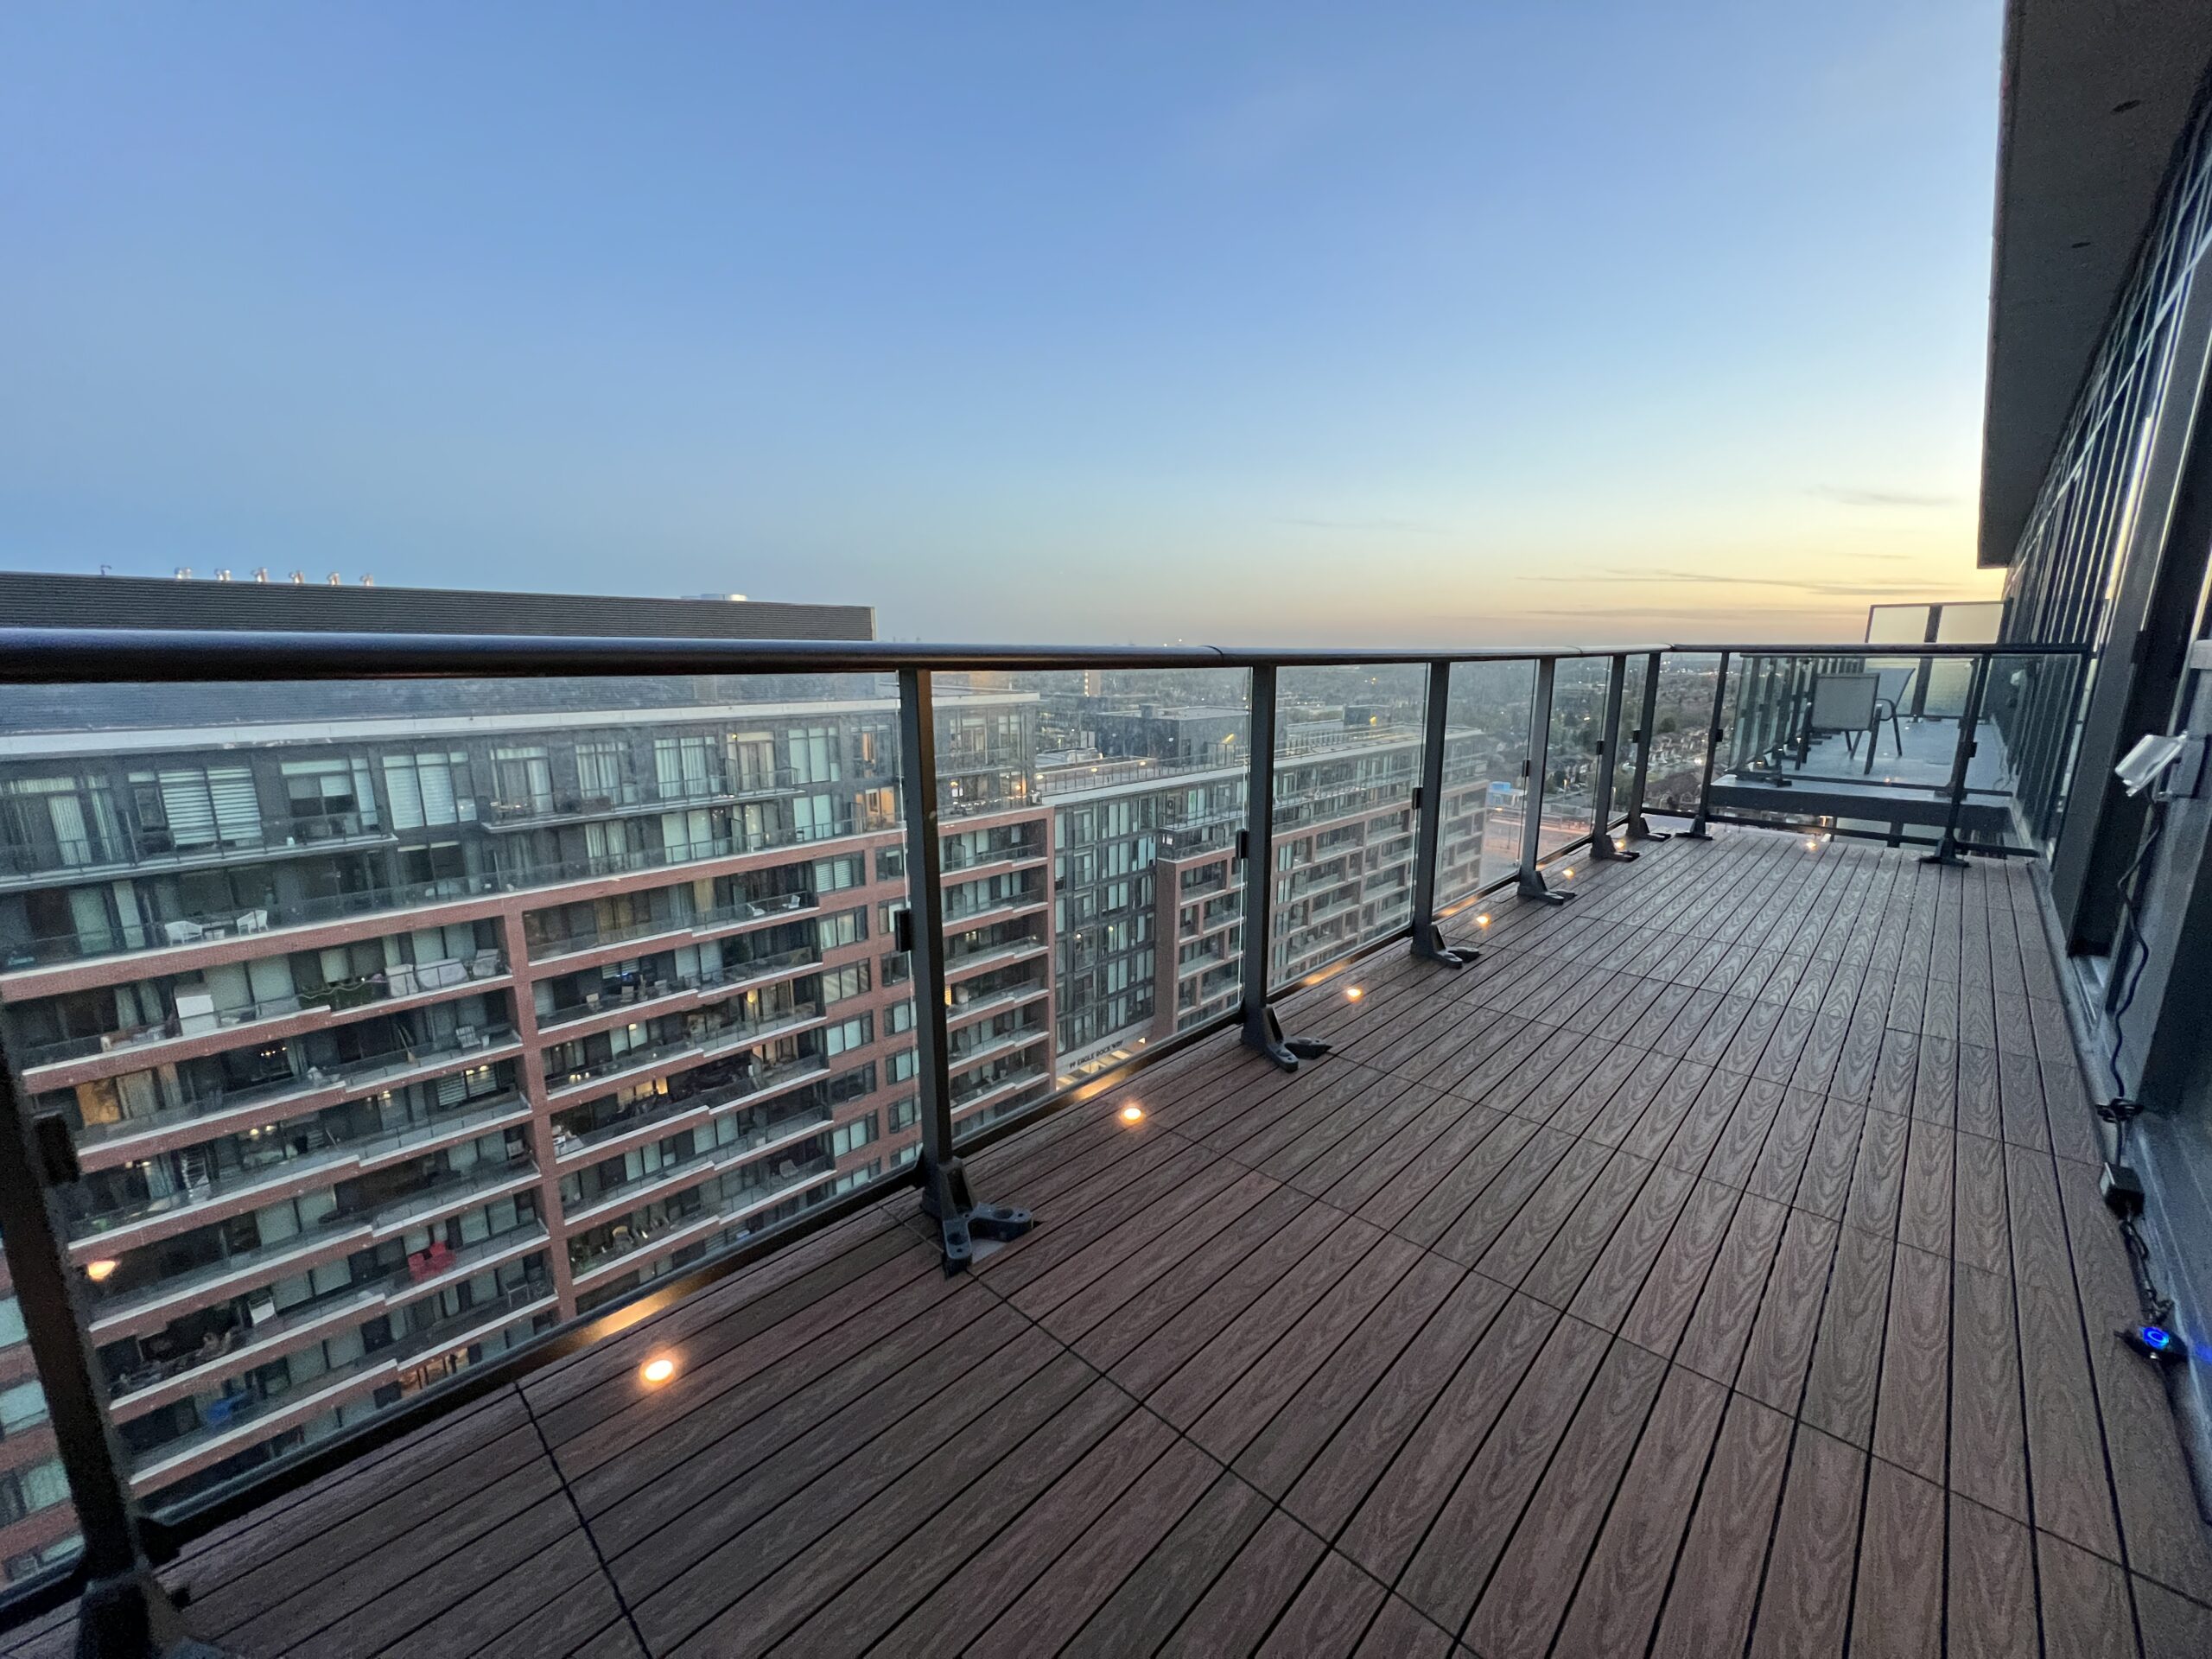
[2144,1325,2174,1351]
[640,1355,678,1386]
[86,1260,118,1283]
[1475,913,1491,927]
[1344,985,1364,1001]
[1119,1103,1146,1126]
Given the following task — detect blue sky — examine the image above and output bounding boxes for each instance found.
[0,2,2005,644]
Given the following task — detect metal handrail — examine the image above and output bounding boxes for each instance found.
[0,627,2090,1639]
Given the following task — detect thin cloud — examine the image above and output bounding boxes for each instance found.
[1807,485,1957,507]
[1512,566,1967,598]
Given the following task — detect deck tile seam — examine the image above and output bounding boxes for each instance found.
[518,1382,655,1659]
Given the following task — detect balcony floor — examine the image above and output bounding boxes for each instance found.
[11,827,2212,1657]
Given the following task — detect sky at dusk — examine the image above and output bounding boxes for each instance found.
[0,2,2008,645]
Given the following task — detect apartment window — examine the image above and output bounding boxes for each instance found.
[888,1096,918,1132]
[831,1113,878,1157]
[823,1015,873,1057]
[135,766,263,849]
[881,949,911,987]
[0,1460,67,1526]
[493,746,554,810]
[382,753,472,830]
[0,1382,47,1439]
[811,855,864,893]
[3,775,121,868]
[653,735,719,798]
[787,727,841,785]
[874,846,906,883]
[817,907,866,951]
[575,740,626,796]
[822,963,871,1004]
[0,1297,22,1345]
[792,793,839,841]
[728,734,778,789]
[886,1000,915,1035]
[280,758,377,832]
[887,1048,917,1084]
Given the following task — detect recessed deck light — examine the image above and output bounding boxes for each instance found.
[1118,1103,1145,1125]
[640,1355,678,1386]
[1344,985,1363,1001]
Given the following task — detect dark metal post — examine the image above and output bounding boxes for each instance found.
[1684,650,1732,840]
[1922,652,1992,868]
[1409,659,1478,966]
[1589,654,1633,860]
[1624,651,1669,842]
[1240,665,1331,1067]
[1911,605,1940,721]
[0,1031,232,1656]
[1516,658,1573,903]
[896,669,1031,1273]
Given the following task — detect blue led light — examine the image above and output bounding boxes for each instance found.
[2143,1325,2172,1350]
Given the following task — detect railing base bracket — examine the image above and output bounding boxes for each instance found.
[1243,1005,1325,1072]
[918,1154,1032,1276]
[77,1566,239,1658]
[1413,924,1479,968]
[1626,814,1670,843]
[1516,873,1575,906]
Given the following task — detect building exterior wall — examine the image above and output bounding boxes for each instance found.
[0,683,1049,1564]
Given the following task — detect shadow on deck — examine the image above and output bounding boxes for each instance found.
[7,826,2209,1656]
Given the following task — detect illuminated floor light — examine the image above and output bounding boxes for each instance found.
[640,1355,678,1386]
[1344,985,1364,1001]
[86,1259,118,1283]
[1119,1103,1146,1125]
[1475,913,1491,927]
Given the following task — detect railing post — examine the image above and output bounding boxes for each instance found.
[1624,651,1669,842]
[1922,652,1992,868]
[896,668,1031,1274]
[1516,658,1572,904]
[1589,653,1634,861]
[1409,659,1478,966]
[0,1028,234,1656]
[1684,650,1732,840]
[1239,664,1332,1068]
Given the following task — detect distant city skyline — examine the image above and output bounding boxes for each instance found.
[0,3,2005,644]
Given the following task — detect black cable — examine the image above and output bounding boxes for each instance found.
[2097,793,2179,1338]
[2103,798,2168,1103]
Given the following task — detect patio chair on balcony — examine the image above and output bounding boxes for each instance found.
[1868,665,1916,770]
[1793,671,1881,772]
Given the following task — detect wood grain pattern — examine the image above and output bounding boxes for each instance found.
[66,830,2190,1659]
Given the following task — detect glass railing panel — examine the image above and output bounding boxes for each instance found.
[1436,659,1536,907]
[1643,652,1721,819]
[0,666,925,1522]
[1981,652,2089,856]
[1267,664,1427,990]
[1606,654,1648,837]
[1698,649,2068,851]
[0,1230,85,1594]
[1539,658,1610,860]
[968,666,1250,1117]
